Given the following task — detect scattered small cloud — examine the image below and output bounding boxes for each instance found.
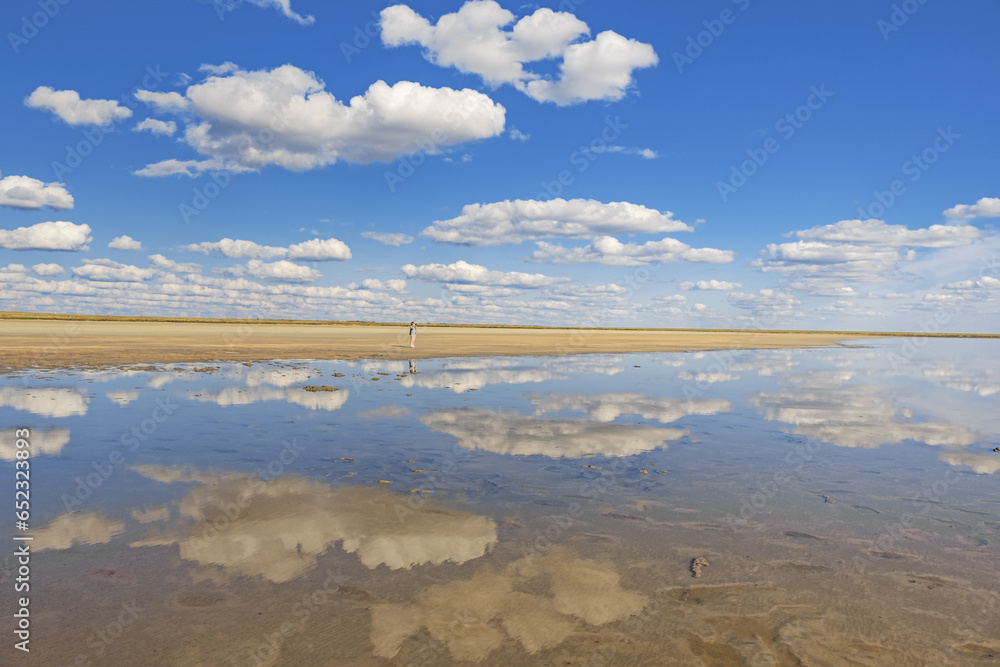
[726,289,800,318]
[0,221,92,251]
[183,236,350,261]
[133,64,505,175]
[222,258,322,283]
[108,235,142,251]
[198,61,240,75]
[25,86,132,126]
[212,0,315,25]
[944,197,1000,220]
[680,279,742,291]
[361,231,414,246]
[422,198,691,246]
[0,171,73,210]
[531,236,734,266]
[31,263,64,276]
[73,259,156,282]
[148,254,201,274]
[133,118,177,136]
[381,1,658,105]
[585,145,657,159]
[402,260,570,288]
[348,278,407,292]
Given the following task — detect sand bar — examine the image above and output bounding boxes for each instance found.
[0,318,873,370]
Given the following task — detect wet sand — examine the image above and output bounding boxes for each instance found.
[0,319,859,369]
[18,506,1000,666]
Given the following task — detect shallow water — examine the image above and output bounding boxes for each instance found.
[1,340,998,665]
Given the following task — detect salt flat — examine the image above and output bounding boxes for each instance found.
[0,318,861,369]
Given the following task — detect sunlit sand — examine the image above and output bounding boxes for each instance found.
[1,313,970,369]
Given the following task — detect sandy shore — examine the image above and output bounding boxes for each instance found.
[0,319,866,370]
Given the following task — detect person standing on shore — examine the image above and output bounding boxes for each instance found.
[409,321,417,347]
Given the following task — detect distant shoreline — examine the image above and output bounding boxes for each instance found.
[0,312,997,371]
[1,310,997,338]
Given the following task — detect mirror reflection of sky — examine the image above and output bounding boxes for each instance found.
[4,340,999,525]
[2,340,999,663]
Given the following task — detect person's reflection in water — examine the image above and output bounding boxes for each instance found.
[409,359,417,374]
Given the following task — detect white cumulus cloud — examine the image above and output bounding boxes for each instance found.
[444,284,522,297]
[421,198,691,246]
[943,197,1000,220]
[133,90,189,111]
[531,235,733,266]
[0,221,91,251]
[183,238,286,259]
[380,1,657,105]
[524,30,659,105]
[108,235,142,250]
[727,289,801,318]
[0,171,73,210]
[755,218,985,290]
[795,218,982,247]
[361,231,414,246]
[680,279,742,291]
[348,278,407,292]
[944,275,1000,291]
[402,259,569,287]
[133,118,177,135]
[132,158,229,178]
[31,263,64,276]
[229,259,322,283]
[286,238,352,261]
[25,86,132,125]
[183,236,350,261]
[73,259,156,282]
[149,254,202,274]
[134,64,506,174]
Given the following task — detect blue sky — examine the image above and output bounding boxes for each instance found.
[1,0,998,331]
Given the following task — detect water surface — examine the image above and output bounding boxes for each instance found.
[1,340,998,664]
